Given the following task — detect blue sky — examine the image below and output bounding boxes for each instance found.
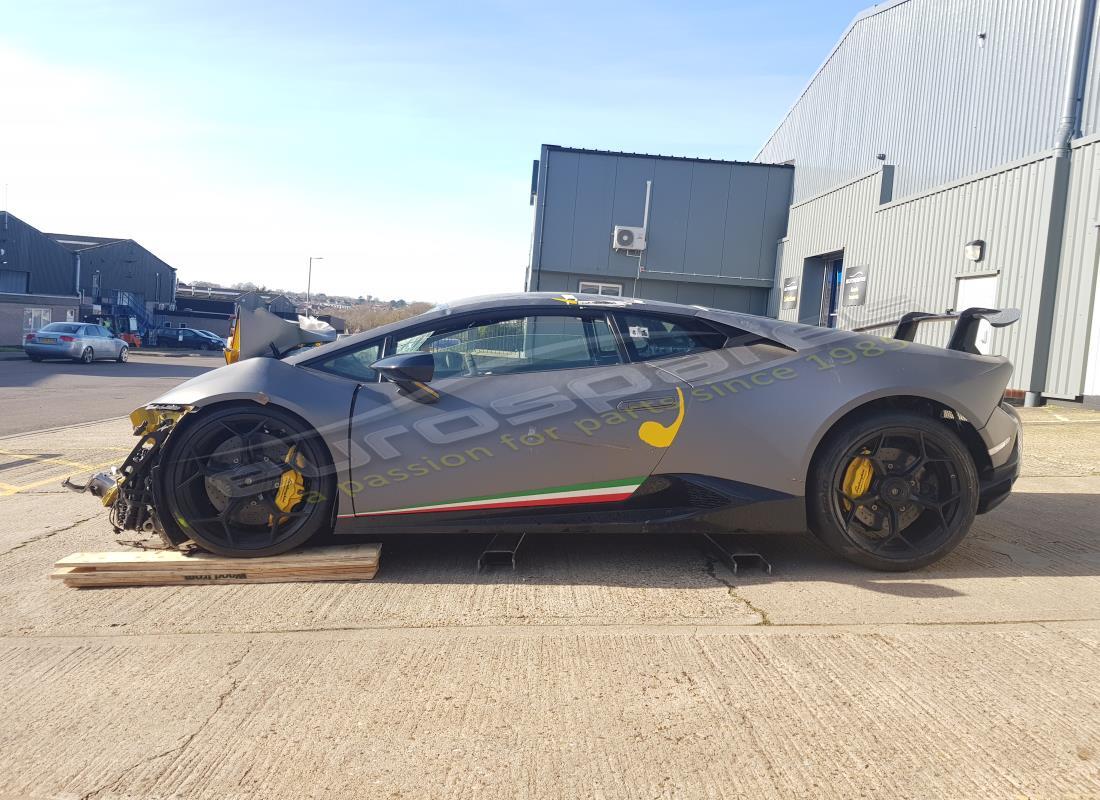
[0,1,869,301]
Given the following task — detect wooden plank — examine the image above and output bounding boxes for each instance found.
[50,544,382,588]
[50,565,379,580]
[54,544,380,570]
[58,568,378,588]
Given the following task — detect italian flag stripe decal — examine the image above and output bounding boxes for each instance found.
[343,476,644,518]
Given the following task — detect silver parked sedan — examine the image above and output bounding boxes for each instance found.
[24,322,129,363]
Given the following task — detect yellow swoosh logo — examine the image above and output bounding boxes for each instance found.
[637,386,685,448]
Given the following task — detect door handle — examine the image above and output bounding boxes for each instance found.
[616,395,678,413]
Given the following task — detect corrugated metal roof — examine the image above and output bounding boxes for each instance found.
[544,145,792,169]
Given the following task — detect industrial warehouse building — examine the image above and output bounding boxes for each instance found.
[756,0,1100,404]
[50,231,177,336]
[0,213,82,343]
[530,0,1100,404]
[0,212,178,345]
[0,215,327,344]
[525,146,793,314]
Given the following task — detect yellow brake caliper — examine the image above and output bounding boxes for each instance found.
[841,456,874,510]
[270,445,306,526]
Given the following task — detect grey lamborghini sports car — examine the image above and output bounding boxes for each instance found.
[90,292,1022,570]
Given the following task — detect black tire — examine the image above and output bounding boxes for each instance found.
[28,355,42,362]
[117,346,129,363]
[157,405,336,557]
[808,411,978,571]
[78,347,94,364]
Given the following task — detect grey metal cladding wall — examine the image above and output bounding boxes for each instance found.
[1080,6,1100,135]
[536,148,792,283]
[0,214,76,295]
[79,240,176,304]
[756,0,1080,204]
[774,173,880,324]
[1048,136,1100,397]
[644,158,694,272]
[776,155,1055,390]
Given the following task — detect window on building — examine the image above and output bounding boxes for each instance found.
[612,311,728,362]
[23,308,52,331]
[578,281,623,297]
[0,270,30,294]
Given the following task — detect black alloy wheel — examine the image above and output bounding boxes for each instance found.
[809,412,978,570]
[159,406,336,557]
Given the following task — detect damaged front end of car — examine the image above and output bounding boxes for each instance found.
[67,404,194,546]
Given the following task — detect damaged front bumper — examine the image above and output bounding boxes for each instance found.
[67,404,193,544]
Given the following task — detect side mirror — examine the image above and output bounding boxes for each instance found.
[370,352,439,404]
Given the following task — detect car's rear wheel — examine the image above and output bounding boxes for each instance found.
[808,412,978,571]
[158,405,336,557]
[27,355,42,362]
[78,347,94,364]
[117,346,129,363]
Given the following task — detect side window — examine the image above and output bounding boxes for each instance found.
[315,340,384,383]
[393,314,621,376]
[613,311,727,362]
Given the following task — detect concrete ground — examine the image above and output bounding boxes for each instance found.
[0,406,1098,798]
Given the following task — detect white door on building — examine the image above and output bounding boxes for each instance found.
[955,275,998,354]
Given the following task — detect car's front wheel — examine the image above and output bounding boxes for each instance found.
[157,405,336,557]
[808,411,978,571]
[117,346,129,363]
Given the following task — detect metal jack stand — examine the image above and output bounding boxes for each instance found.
[478,533,527,571]
[702,533,772,575]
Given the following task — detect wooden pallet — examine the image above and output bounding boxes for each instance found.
[50,544,381,588]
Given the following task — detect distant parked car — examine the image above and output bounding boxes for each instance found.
[152,328,224,351]
[194,330,228,348]
[24,323,129,363]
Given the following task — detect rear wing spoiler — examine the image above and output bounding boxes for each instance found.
[854,307,1021,355]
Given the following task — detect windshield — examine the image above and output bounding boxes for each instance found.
[40,323,82,333]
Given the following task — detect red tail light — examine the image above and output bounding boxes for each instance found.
[60,335,75,342]
[25,333,34,342]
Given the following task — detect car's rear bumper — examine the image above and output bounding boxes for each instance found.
[24,342,82,359]
[977,401,1021,514]
[978,438,1019,514]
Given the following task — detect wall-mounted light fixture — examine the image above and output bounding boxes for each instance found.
[964,239,985,262]
[875,153,887,161]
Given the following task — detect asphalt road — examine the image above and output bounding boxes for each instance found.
[0,353,222,437]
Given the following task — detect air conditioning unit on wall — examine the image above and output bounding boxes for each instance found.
[612,226,647,252]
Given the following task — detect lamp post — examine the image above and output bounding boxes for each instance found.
[306,256,324,311]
